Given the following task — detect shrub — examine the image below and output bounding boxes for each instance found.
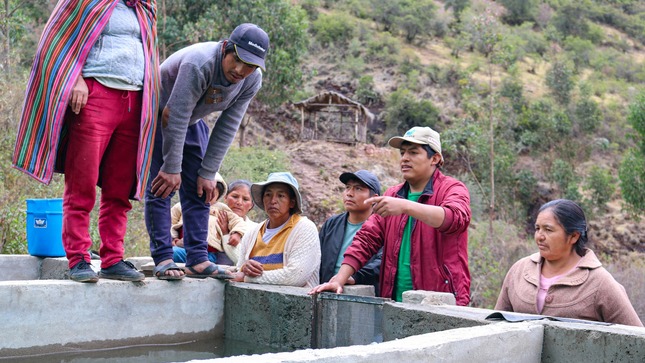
[563,36,595,72]
[345,55,366,78]
[366,32,400,66]
[515,22,549,56]
[545,58,575,105]
[383,89,440,137]
[584,166,615,211]
[355,75,379,105]
[550,3,591,40]
[514,168,538,217]
[619,150,645,215]
[550,159,575,194]
[517,99,570,151]
[312,12,356,46]
[498,0,538,26]
[499,77,526,114]
[574,97,602,133]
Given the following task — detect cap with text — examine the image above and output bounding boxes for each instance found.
[388,126,444,166]
[229,23,270,71]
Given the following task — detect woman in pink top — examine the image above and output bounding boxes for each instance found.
[495,199,642,327]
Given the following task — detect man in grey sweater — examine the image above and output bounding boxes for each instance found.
[145,23,269,279]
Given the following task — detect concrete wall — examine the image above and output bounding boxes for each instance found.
[2,255,645,362]
[199,323,545,363]
[541,322,645,362]
[0,278,226,357]
[0,255,42,280]
[224,283,315,351]
[382,303,491,340]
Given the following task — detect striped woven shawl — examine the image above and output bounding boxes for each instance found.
[12,0,159,200]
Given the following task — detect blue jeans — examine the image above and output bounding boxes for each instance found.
[173,246,217,264]
[145,120,211,267]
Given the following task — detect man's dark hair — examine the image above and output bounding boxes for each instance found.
[401,141,436,159]
[224,40,236,55]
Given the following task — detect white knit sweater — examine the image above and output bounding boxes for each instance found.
[237,215,321,288]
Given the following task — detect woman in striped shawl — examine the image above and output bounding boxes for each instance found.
[13,0,160,282]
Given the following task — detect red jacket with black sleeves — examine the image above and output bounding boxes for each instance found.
[342,169,472,305]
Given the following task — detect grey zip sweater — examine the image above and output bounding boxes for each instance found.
[159,41,262,180]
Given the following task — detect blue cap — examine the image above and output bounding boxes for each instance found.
[229,23,269,71]
[339,170,381,195]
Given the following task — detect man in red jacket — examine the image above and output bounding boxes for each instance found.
[310,126,472,305]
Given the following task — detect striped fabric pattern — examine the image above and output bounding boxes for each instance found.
[249,215,304,271]
[12,0,159,200]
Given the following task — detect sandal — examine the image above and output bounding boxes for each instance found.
[153,261,185,280]
[186,263,233,280]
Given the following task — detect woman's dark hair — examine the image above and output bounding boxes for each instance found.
[227,179,252,196]
[400,141,436,159]
[538,199,588,257]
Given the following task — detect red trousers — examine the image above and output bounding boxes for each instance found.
[63,78,142,269]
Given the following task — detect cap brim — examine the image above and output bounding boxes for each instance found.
[234,45,266,72]
[388,136,427,149]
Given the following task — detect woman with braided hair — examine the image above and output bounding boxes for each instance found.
[495,199,642,327]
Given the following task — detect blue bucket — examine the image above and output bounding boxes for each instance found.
[26,199,65,257]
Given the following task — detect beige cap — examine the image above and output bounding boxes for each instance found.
[388,126,444,166]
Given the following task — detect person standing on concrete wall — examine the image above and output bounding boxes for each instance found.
[13,0,160,283]
[145,23,269,279]
[318,170,383,295]
[310,127,472,305]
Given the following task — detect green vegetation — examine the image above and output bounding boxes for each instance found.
[619,93,645,215]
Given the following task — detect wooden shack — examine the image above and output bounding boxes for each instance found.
[293,91,374,144]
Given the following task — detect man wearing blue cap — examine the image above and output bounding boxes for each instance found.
[318,170,383,294]
[145,24,270,279]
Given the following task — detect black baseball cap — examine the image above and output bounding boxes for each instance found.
[339,170,381,195]
[229,23,269,71]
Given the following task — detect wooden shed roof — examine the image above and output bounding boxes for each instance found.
[293,91,374,121]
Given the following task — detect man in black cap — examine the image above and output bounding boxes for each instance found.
[318,170,383,294]
[145,23,270,279]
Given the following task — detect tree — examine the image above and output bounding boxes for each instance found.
[383,89,439,137]
[498,0,538,26]
[619,93,645,215]
[546,58,575,106]
[444,0,470,21]
[0,0,48,74]
[398,0,436,43]
[372,1,402,33]
[584,166,615,211]
[551,2,591,40]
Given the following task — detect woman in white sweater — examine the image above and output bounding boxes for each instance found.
[233,172,321,288]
